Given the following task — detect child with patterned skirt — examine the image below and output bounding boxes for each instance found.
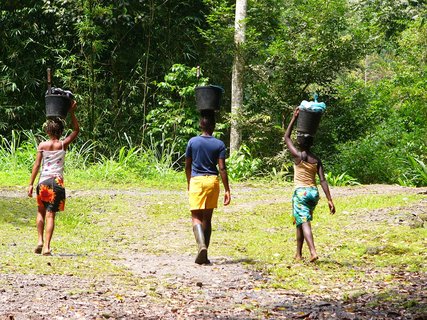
[285,108,335,262]
[185,113,231,264]
[28,101,79,255]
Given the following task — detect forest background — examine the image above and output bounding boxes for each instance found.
[0,0,426,186]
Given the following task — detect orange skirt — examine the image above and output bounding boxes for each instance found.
[36,176,66,212]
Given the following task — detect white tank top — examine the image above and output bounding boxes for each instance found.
[38,142,66,183]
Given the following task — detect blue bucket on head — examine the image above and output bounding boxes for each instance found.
[195,85,224,111]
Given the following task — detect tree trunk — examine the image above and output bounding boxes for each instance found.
[230,0,247,154]
[141,0,154,142]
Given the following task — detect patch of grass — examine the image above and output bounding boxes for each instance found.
[0,196,129,277]
[0,169,29,187]
[212,192,426,293]
[0,165,186,191]
[1,178,425,299]
[332,193,420,212]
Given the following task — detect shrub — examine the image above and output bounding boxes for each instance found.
[226,144,263,181]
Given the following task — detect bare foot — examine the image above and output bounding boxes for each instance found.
[310,255,318,262]
[34,244,43,254]
[294,255,303,261]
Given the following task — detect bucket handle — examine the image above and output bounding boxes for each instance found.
[196,65,201,87]
[47,68,52,93]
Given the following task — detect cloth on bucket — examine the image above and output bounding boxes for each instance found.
[298,94,326,113]
[46,87,74,100]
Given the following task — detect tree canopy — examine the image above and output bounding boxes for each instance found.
[1,0,426,185]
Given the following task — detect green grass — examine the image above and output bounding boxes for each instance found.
[0,174,426,299]
[0,195,126,277]
[0,166,186,190]
[0,169,29,187]
[212,192,426,293]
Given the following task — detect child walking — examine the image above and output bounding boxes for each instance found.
[27,101,79,256]
[285,108,335,262]
[185,113,231,264]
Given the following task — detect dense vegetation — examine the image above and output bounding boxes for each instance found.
[1,0,426,186]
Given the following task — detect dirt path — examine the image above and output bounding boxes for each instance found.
[1,255,425,319]
[1,183,425,199]
[1,184,426,319]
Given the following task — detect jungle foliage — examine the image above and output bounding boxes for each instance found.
[0,0,426,185]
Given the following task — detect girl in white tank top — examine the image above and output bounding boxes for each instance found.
[38,140,66,184]
[28,100,79,256]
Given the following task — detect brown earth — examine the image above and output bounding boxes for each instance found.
[0,184,426,319]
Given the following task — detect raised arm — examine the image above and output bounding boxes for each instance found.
[63,100,79,149]
[218,158,231,206]
[284,108,300,160]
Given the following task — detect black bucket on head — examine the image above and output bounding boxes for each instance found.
[195,85,223,111]
[45,94,71,119]
[200,109,215,119]
[297,109,323,136]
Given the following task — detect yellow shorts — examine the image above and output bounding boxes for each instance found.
[189,175,220,210]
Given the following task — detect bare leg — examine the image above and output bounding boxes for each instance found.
[192,209,212,225]
[301,221,318,261]
[35,206,46,253]
[295,225,304,260]
[43,211,56,255]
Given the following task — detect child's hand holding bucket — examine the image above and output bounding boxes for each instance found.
[69,100,77,113]
[293,107,300,118]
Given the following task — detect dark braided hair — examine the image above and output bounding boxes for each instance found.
[43,118,65,139]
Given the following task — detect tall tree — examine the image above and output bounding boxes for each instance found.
[236,0,367,158]
[230,0,247,153]
[0,0,209,149]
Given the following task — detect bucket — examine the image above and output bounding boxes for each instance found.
[45,94,71,119]
[297,109,323,136]
[195,85,223,111]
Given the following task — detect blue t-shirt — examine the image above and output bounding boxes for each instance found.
[186,135,227,176]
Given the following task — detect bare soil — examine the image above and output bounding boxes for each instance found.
[1,184,426,319]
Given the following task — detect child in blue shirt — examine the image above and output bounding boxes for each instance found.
[185,113,231,264]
